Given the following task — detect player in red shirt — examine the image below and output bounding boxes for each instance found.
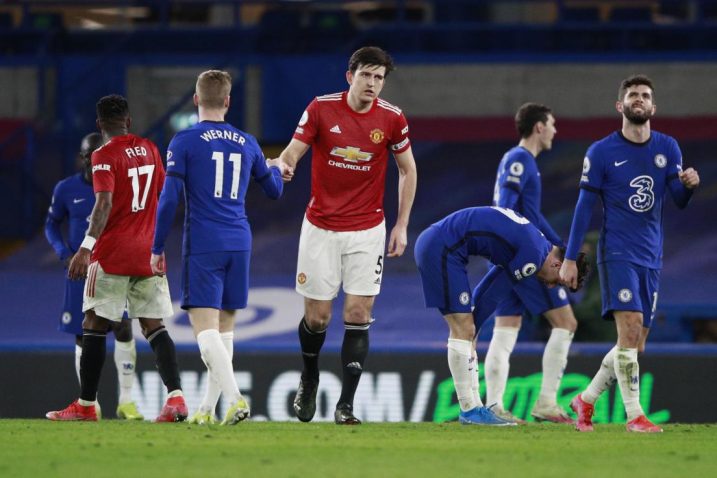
[274,46,418,424]
[47,95,187,422]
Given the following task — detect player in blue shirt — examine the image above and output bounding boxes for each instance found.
[45,133,143,420]
[560,75,700,433]
[151,70,286,425]
[485,103,576,424]
[414,206,588,426]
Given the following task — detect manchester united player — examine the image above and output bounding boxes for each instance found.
[47,95,187,422]
[274,46,417,424]
[45,132,143,420]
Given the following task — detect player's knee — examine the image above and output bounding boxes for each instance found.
[343,305,371,325]
[139,318,164,338]
[305,312,330,331]
[113,321,133,342]
[82,312,110,332]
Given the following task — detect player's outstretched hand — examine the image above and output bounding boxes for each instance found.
[267,157,294,182]
[387,224,408,257]
[559,259,578,291]
[150,253,166,276]
[679,167,700,189]
[68,249,91,280]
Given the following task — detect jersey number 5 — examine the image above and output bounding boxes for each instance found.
[128,165,155,212]
[212,152,241,199]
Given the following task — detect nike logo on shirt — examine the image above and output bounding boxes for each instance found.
[73,198,86,204]
[614,160,628,167]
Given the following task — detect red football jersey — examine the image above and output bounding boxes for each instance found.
[90,134,165,276]
[293,91,411,231]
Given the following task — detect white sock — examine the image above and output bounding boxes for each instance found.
[614,347,643,421]
[484,327,518,409]
[470,347,481,406]
[74,344,82,386]
[447,339,481,411]
[197,329,241,405]
[538,328,574,404]
[114,339,136,405]
[582,346,617,404]
[198,332,235,414]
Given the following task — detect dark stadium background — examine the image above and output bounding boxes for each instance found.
[0,0,715,422]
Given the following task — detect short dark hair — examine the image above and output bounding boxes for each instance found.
[618,74,654,100]
[80,132,103,157]
[348,46,395,77]
[515,103,552,139]
[96,94,129,124]
[556,248,591,293]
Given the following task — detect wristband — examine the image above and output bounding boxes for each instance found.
[80,235,96,251]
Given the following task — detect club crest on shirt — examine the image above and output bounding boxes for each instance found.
[654,154,667,168]
[459,292,470,306]
[297,272,307,285]
[369,129,385,144]
[618,288,633,303]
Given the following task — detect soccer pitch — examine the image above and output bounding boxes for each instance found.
[0,421,714,477]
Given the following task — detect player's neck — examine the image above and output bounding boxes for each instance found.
[198,107,226,122]
[518,138,540,158]
[102,129,127,142]
[621,121,651,143]
[346,93,373,114]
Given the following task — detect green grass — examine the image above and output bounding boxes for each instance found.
[0,420,714,478]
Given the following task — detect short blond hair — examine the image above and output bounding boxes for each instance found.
[196,70,232,109]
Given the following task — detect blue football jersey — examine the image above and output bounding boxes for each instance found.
[579,131,683,268]
[158,120,282,255]
[45,173,94,259]
[493,146,562,246]
[433,206,552,281]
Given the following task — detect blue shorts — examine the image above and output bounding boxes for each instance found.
[496,278,570,316]
[598,261,660,327]
[58,277,85,336]
[182,251,250,310]
[414,226,472,314]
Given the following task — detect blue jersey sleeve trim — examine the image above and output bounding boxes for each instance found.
[565,189,598,260]
[579,183,600,194]
[666,172,679,182]
[667,176,693,209]
[152,175,183,255]
[256,166,283,200]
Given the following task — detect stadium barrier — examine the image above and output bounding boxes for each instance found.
[2,350,714,423]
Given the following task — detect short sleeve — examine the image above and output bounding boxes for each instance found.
[91,149,115,193]
[292,99,319,145]
[389,112,410,154]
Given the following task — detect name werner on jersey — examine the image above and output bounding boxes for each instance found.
[199,129,246,145]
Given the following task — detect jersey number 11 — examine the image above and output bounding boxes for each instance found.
[212,151,241,200]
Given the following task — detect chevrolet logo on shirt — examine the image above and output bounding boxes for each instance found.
[330,146,373,163]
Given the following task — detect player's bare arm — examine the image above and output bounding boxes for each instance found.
[387,147,417,258]
[272,138,309,182]
[68,191,112,280]
[679,167,700,189]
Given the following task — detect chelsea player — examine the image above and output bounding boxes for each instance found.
[485,103,576,424]
[151,70,287,425]
[45,132,143,420]
[560,75,700,433]
[414,206,589,425]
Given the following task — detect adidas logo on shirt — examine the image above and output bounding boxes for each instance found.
[330,125,342,134]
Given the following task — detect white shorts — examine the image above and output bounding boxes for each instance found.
[296,217,386,300]
[83,261,174,320]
